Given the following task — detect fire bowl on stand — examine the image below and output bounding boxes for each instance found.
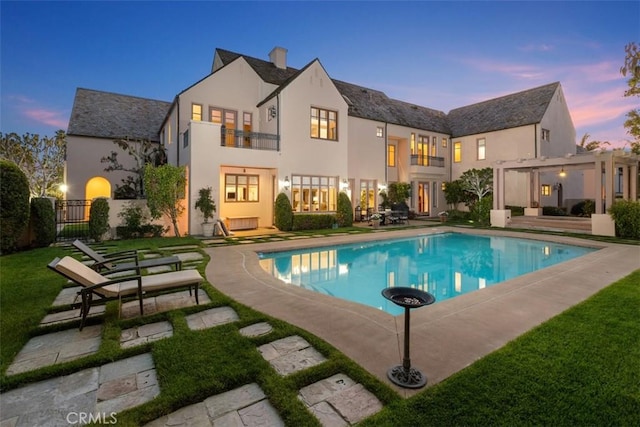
[382,287,435,389]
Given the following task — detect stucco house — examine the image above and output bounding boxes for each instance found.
[66,46,592,236]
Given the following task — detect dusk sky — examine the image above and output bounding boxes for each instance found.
[1,1,638,149]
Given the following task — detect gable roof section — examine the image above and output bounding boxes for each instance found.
[215,48,299,85]
[447,82,560,138]
[67,88,171,142]
[216,48,449,134]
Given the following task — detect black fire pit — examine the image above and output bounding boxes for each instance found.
[382,287,435,389]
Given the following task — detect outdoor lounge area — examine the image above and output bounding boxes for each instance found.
[1,226,639,426]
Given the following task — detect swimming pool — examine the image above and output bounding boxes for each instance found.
[257,232,597,316]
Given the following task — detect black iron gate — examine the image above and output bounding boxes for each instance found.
[55,199,92,242]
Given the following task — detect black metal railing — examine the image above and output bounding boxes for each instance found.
[410,155,445,167]
[221,128,280,151]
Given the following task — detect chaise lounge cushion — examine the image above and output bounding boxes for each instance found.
[53,256,202,299]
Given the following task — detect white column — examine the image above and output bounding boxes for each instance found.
[604,155,615,211]
[630,163,638,200]
[594,160,603,214]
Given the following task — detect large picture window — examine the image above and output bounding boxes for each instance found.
[310,107,338,141]
[225,174,259,202]
[291,175,338,212]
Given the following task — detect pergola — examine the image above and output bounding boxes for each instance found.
[493,150,640,214]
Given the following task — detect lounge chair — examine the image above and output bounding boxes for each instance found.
[72,240,182,273]
[48,256,203,330]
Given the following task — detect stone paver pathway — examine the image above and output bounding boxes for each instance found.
[239,322,273,337]
[1,353,159,427]
[145,383,283,427]
[299,374,383,426]
[185,306,239,330]
[6,325,102,376]
[120,321,173,349]
[258,335,327,376]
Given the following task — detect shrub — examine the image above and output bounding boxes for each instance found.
[471,196,492,225]
[0,160,30,253]
[542,206,567,216]
[88,197,110,242]
[505,205,524,216]
[609,200,640,239]
[570,200,595,217]
[274,192,293,231]
[117,202,151,238]
[292,214,335,231]
[30,198,56,247]
[335,192,353,227]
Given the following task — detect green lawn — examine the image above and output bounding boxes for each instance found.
[1,236,638,426]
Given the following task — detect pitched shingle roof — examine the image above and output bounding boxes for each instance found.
[447,82,560,138]
[216,49,450,134]
[67,88,171,141]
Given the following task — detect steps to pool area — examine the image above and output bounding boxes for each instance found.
[508,215,592,233]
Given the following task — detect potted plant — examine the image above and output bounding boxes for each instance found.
[195,187,216,237]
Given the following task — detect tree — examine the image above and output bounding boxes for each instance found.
[459,168,493,203]
[578,133,610,151]
[0,131,66,197]
[442,180,468,210]
[1,160,30,253]
[102,137,166,199]
[620,42,640,154]
[143,164,186,237]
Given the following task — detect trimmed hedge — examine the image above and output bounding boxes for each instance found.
[292,214,335,231]
[30,197,56,247]
[609,200,640,239]
[335,191,353,227]
[0,160,30,253]
[89,198,110,242]
[274,192,293,231]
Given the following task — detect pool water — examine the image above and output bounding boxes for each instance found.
[257,233,596,316]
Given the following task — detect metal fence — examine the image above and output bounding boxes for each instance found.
[55,199,91,242]
[221,128,280,151]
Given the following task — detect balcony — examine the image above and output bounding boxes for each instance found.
[221,128,279,151]
[410,155,445,167]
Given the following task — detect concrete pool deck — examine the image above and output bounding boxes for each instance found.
[205,227,640,398]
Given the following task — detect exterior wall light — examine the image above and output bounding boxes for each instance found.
[283,176,290,190]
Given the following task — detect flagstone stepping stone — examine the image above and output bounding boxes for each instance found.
[120,289,210,319]
[52,286,82,306]
[185,306,239,330]
[120,321,173,348]
[258,335,327,376]
[145,383,284,426]
[239,322,273,337]
[40,304,106,327]
[162,245,199,251]
[174,252,204,262]
[298,374,383,426]
[6,325,103,376]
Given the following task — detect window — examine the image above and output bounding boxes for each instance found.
[225,174,259,202]
[243,112,252,147]
[376,126,384,138]
[192,104,202,121]
[442,137,448,148]
[183,129,189,148]
[477,138,486,160]
[454,142,461,163]
[541,184,551,196]
[310,107,338,140]
[431,136,437,156]
[542,128,550,141]
[291,175,338,212]
[387,144,396,167]
[210,107,222,124]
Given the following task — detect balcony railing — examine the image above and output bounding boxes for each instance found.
[221,128,279,151]
[410,154,445,167]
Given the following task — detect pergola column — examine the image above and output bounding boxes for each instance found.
[604,155,615,211]
[594,159,603,214]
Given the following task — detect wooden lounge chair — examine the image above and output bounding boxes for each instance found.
[48,256,203,330]
[72,239,182,273]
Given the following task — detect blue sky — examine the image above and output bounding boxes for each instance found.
[1,1,638,149]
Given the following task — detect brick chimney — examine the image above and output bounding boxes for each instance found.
[269,47,288,69]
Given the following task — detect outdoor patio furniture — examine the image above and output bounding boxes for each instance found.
[48,256,203,330]
[72,240,182,273]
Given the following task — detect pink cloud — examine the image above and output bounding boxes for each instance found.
[519,43,554,52]
[23,108,68,129]
[460,57,546,80]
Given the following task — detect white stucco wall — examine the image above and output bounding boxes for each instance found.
[539,85,576,158]
[65,135,139,200]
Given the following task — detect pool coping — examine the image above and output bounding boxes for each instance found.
[204,227,640,398]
